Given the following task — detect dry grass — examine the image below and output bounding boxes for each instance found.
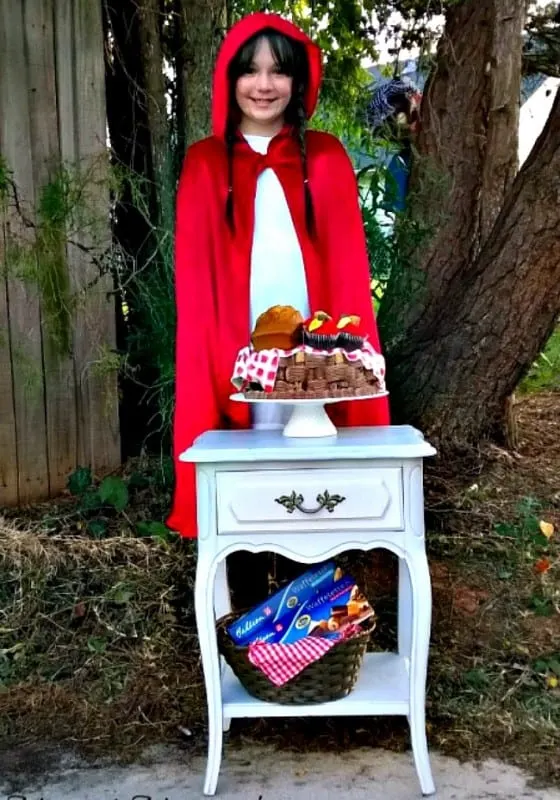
[0,528,206,759]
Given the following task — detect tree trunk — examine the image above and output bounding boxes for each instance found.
[103,0,165,456]
[377,0,560,448]
[137,0,173,219]
[175,0,225,149]
[380,0,525,345]
[385,87,560,447]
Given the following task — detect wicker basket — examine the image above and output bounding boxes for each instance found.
[217,613,374,705]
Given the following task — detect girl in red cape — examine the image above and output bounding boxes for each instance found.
[167,12,390,538]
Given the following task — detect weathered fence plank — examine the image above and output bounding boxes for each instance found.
[0,6,19,507]
[0,0,50,503]
[0,236,19,506]
[73,0,120,472]
[27,0,78,496]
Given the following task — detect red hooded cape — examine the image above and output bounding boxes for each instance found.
[167,13,390,536]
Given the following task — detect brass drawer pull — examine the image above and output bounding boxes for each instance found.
[275,490,346,515]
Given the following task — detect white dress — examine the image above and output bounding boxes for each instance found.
[245,134,310,430]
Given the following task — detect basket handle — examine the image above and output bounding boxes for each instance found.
[274,490,346,514]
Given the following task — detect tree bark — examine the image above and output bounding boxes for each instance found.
[386,87,560,447]
[103,0,165,456]
[379,0,525,344]
[175,0,225,149]
[137,0,172,217]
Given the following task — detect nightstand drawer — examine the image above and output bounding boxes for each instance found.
[215,467,403,534]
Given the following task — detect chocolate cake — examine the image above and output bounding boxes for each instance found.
[243,351,382,400]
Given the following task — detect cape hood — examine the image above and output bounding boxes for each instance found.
[212,13,323,139]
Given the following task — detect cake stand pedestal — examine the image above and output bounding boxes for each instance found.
[230,392,389,439]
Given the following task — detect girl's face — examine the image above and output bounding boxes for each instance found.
[235,38,293,136]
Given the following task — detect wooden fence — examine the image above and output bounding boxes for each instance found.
[0,0,120,505]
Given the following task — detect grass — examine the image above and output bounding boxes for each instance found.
[519,326,560,394]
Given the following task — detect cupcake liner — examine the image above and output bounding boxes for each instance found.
[303,330,338,350]
[338,332,365,352]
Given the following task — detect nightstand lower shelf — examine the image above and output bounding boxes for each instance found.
[222,651,410,718]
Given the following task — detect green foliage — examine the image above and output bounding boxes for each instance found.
[2,171,73,356]
[492,496,557,616]
[67,466,93,496]
[105,582,134,605]
[357,147,439,340]
[65,463,174,543]
[115,163,176,444]
[136,520,175,543]
[312,67,373,149]
[518,326,560,394]
[80,489,105,514]
[87,519,108,539]
[528,593,555,617]
[494,496,548,553]
[533,654,560,678]
[29,169,74,355]
[87,636,107,654]
[0,153,9,208]
[99,476,129,512]
[1,158,114,360]
[524,2,560,77]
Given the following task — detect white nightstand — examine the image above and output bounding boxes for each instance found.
[181,424,436,796]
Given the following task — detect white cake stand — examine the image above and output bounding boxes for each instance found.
[230,392,389,438]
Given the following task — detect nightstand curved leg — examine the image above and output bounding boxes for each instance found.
[195,554,223,796]
[407,550,436,796]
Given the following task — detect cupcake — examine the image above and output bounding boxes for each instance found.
[302,311,339,350]
[336,314,366,351]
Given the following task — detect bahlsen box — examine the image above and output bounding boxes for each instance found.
[227,560,346,646]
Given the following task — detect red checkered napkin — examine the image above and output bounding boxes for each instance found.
[247,626,360,687]
[232,346,280,393]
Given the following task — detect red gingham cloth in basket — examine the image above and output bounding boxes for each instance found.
[247,626,360,686]
[231,342,386,394]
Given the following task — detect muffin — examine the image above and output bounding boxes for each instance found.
[251,305,304,352]
[302,311,339,350]
[336,314,366,351]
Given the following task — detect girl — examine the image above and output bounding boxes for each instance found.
[167,13,390,542]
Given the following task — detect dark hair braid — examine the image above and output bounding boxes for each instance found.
[294,82,314,236]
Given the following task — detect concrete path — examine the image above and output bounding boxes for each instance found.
[1,744,559,800]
